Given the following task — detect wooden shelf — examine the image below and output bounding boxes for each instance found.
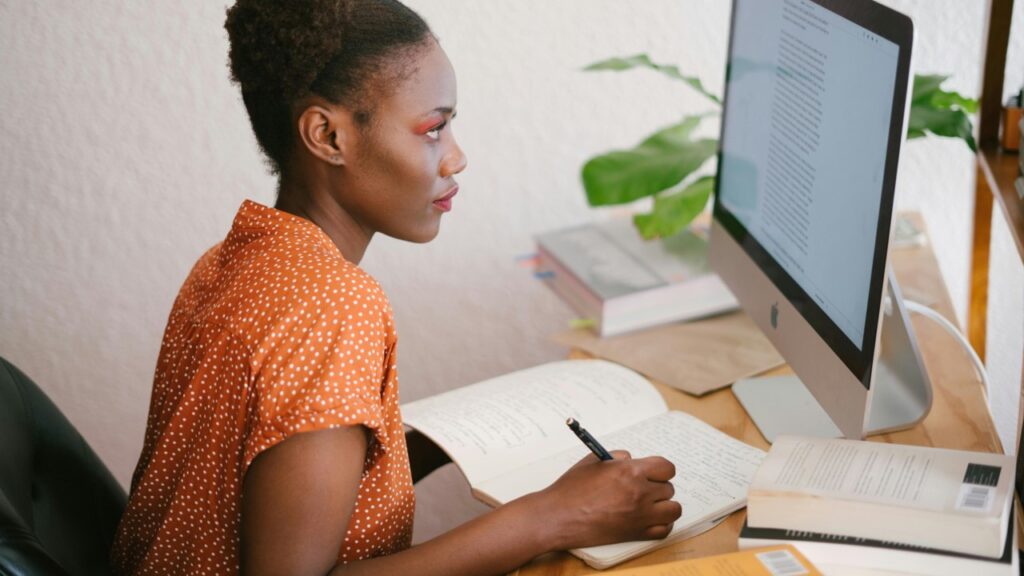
[978,145,1024,261]
[968,0,1018,362]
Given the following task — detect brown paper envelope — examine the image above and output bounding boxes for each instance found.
[552,311,783,396]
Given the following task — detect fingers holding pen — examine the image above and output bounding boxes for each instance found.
[609,449,632,461]
[633,455,676,483]
[558,418,682,545]
[629,456,682,535]
[647,478,676,503]
[539,455,683,549]
[640,490,682,540]
[617,461,683,541]
[651,498,683,524]
[606,455,682,524]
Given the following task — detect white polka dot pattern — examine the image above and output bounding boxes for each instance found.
[111,200,415,574]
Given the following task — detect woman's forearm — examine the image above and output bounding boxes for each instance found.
[331,451,681,576]
[330,493,553,576]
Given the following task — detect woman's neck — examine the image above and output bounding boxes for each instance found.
[276,176,373,264]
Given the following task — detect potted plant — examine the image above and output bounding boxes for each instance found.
[581,54,979,239]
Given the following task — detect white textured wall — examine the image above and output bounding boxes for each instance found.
[997,0,1024,456]
[1005,0,1024,106]
[987,208,1024,455]
[0,0,1018,543]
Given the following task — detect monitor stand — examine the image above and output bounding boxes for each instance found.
[732,274,933,443]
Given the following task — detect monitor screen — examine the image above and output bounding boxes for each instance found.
[715,0,909,384]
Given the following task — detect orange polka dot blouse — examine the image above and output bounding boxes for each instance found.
[111,200,415,575]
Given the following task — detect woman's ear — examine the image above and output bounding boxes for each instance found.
[296,102,354,167]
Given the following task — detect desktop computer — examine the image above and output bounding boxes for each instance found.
[710,0,932,441]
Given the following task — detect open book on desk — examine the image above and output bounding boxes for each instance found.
[401,360,766,569]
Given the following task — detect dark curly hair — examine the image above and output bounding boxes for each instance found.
[225,0,432,175]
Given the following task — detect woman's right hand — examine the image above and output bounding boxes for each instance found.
[527,451,682,552]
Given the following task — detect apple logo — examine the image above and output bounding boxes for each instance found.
[770,302,779,329]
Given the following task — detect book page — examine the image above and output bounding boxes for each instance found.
[476,411,766,565]
[401,360,667,486]
[753,436,1014,515]
[477,411,764,510]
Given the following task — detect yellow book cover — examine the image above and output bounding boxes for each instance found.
[604,545,821,576]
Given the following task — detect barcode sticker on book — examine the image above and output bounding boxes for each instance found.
[957,483,994,512]
[956,462,1000,512]
[755,549,809,576]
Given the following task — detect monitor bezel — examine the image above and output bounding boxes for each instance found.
[712,0,914,388]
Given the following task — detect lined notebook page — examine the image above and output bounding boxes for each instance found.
[477,411,766,568]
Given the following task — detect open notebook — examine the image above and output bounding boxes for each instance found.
[401,360,766,569]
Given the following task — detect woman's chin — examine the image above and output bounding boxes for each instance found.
[388,220,442,244]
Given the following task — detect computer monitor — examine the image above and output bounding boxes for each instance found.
[709,0,931,440]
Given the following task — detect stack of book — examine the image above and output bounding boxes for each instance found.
[740,522,1015,576]
[740,436,1018,575]
[534,219,737,337]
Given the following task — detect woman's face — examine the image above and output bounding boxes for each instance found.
[337,40,467,244]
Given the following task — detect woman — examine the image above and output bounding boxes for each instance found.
[111,1,682,574]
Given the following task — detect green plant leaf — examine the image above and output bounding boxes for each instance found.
[909,74,978,150]
[930,91,979,114]
[908,104,977,152]
[913,75,979,113]
[584,53,721,105]
[633,176,716,239]
[582,116,718,206]
[906,127,927,140]
[911,74,949,104]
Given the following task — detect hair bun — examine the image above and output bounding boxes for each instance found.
[224,0,431,175]
[226,0,351,99]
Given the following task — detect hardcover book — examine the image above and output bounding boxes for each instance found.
[534,219,737,337]
[746,435,1015,558]
[738,518,1016,576]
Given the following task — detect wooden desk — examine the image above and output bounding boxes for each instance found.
[514,217,1007,575]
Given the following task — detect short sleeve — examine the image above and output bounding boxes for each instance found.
[242,286,393,476]
[111,202,415,574]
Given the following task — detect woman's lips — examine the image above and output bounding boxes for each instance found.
[433,186,458,212]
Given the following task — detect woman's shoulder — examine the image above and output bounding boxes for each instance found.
[237,240,394,333]
[273,242,387,306]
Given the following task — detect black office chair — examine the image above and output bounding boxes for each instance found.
[0,357,127,575]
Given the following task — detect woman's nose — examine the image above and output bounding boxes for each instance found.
[441,140,468,177]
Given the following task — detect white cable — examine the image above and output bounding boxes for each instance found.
[903,299,989,391]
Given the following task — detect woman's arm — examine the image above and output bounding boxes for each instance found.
[336,451,679,576]
[241,427,368,576]
[241,426,681,576]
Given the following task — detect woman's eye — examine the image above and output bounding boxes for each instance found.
[426,120,447,141]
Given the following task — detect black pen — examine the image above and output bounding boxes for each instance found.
[566,417,614,461]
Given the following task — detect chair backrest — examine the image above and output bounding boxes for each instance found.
[0,357,127,576]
